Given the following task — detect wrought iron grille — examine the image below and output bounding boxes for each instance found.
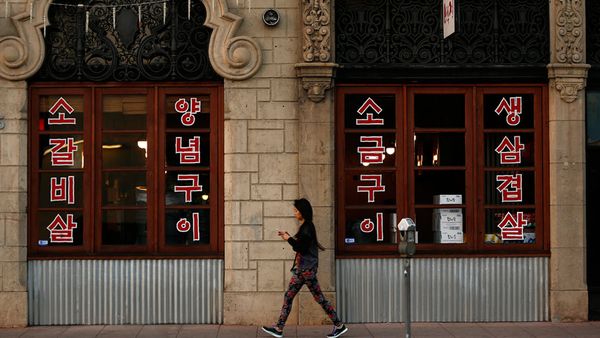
[33,0,219,82]
[335,0,549,80]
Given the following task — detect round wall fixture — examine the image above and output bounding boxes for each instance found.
[263,9,280,26]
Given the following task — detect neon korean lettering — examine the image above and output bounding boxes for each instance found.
[497,211,527,240]
[47,97,76,125]
[175,97,201,127]
[356,174,385,203]
[50,176,75,204]
[495,96,522,126]
[495,136,525,164]
[173,174,203,203]
[176,212,200,241]
[357,136,385,165]
[47,214,78,243]
[356,97,384,126]
[360,212,384,241]
[175,136,201,164]
[496,174,523,202]
[48,138,78,166]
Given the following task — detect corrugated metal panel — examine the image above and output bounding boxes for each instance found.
[28,259,223,325]
[336,257,548,322]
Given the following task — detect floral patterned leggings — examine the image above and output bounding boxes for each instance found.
[276,268,341,330]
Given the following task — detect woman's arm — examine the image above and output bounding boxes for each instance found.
[286,224,312,253]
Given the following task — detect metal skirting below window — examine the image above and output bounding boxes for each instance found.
[336,257,548,322]
[28,259,223,325]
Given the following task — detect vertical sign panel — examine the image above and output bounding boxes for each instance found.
[343,94,397,246]
[443,0,456,38]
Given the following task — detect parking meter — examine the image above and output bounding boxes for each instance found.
[397,218,416,256]
[396,218,416,338]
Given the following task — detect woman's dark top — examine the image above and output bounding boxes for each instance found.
[287,221,319,271]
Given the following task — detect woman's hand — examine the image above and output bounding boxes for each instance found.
[277,230,290,241]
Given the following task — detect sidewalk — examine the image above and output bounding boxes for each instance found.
[1,322,600,338]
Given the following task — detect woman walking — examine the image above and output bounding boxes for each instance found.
[262,198,348,338]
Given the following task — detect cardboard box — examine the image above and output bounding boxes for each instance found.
[432,208,462,214]
[433,194,462,204]
[433,211,463,223]
[434,230,464,243]
[432,221,463,231]
[432,209,463,231]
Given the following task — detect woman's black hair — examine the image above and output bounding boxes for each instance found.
[293,198,313,222]
[294,198,325,251]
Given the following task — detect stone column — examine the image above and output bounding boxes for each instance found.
[0,79,28,327]
[0,0,50,327]
[547,0,590,322]
[295,0,338,325]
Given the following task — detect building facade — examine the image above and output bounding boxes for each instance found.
[0,0,593,326]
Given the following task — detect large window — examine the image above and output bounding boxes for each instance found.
[29,84,223,257]
[336,85,548,255]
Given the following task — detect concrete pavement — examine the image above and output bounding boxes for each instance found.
[1,322,600,337]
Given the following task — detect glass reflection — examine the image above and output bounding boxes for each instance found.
[102,210,147,245]
[102,172,147,206]
[102,133,147,168]
[103,95,147,130]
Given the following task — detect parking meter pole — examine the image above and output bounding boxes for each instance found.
[397,219,416,338]
[404,257,411,338]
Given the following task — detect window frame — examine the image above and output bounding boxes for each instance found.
[407,86,475,253]
[335,84,549,257]
[28,82,224,258]
[335,86,405,254]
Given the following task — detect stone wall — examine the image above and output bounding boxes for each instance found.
[221,0,336,326]
[0,79,28,327]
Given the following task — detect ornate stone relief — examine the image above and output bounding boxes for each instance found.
[0,0,261,81]
[550,0,588,103]
[0,0,49,80]
[555,0,584,64]
[296,0,337,102]
[201,0,261,80]
[296,62,336,102]
[548,63,590,103]
[302,0,331,62]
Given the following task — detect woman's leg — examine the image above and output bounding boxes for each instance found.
[303,270,342,326]
[276,271,305,330]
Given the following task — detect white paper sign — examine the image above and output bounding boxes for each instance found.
[443,0,455,38]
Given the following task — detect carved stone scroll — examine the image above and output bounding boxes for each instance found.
[0,0,50,80]
[201,0,261,80]
[0,0,262,81]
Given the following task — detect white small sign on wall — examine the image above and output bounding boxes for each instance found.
[443,0,455,38]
